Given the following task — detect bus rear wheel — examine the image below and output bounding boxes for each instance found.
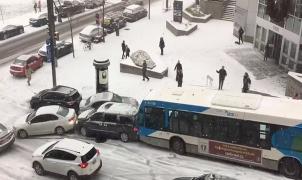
[280,158,301,179]
[171,138,185,155]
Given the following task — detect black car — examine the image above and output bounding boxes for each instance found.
[29,12,57,27]
[30,85,82,113]
[38,40,73,61]
[77,102,138,142]
[102,11,127,33]
[0,25,24,40]
[122,4,147,22]
[57,0,85,18]
[84,0,104,9]
[173,173,238,180]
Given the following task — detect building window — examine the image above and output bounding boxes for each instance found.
[288,60,295,69]
[290,43,297,59]
[260,43,265,52]
[261,28,267,42]
[293,18,301,35]
[283,39,289,54]
[256,25,261,40]
[282,56,288,65]
[257,3,266,18]
[254,41,259,49]
[285,16,294,32]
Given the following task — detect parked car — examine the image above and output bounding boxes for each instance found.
[9,54,43,77]
[0,25,24,40]
[173,173,238,180]
[57,0,85,18]
[79,25,106,42]
[32,138,102,180]
[79,91,139,113]
[29,12,57,27]
[0,123,15,152]
[30,85,82,113]
[102,11,127,33]
[14,105,77,138]
[123,4,147,22]
[77,102,139,142]
[84,0,104,9]
[38,40,73,61]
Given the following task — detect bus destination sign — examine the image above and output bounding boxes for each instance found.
[209,141,262,164]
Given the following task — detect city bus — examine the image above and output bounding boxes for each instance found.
[137,86,302,179]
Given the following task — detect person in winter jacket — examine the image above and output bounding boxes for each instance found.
[121,40,126,59]
[177,69,183,87]
[174,60,182,81]
[125,45,130,59]
[238,26,244,44]
[25,64,33,86]
[242,72,251,93]
[216,66,227,90]
[142,60,149,81]
[159,37,165,55]
[264,43,269,61]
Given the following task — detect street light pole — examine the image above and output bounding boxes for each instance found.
[47,0,57,87]
[68,15,75,58]
[148,0,150,19]
[102,1,105,42]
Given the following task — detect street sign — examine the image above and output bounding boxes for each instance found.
[173,0,183,23]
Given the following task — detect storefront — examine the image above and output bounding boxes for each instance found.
[254,0,302,72]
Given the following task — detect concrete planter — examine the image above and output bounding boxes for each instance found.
[166,20,198,36]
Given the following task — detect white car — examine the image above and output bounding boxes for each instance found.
[32,138,102,180]
[14,105,77,138]
[79,24,104,42]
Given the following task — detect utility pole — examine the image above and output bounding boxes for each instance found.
[47,0,57,87]
[102,1,105,42]
[148,0,150,19]
[68,14,75,58]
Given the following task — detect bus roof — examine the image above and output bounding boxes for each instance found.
[143,86,302,126]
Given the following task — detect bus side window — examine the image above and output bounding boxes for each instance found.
[200,115,214,139]
[259,124,271,149]
[241,121,259,148]
[169,110,179,133]
[145,107,165,130]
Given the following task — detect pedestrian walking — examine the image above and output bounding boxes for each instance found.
[159,37,165,55]
[142,60,149,81]
[216,66,227,90]
[38,0,41,12]
[125,45,130,59]
[174,60,182,81]
[25,64,33,86]
[34,2,37,13]
[238,26,244,45]
[242,72,251,93]
[177,69,183,87]
[264,43,269,61]
[121,40,126,59]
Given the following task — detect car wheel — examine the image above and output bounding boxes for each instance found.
[120,132,129,142]
[80,127,88,137]
[171,138,185,155]
[280,158,301,179]
[68,171,79,180]
[33,162,45,176]
[55,126,65,135]
[18,129,28,139]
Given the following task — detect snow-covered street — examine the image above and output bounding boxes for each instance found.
[0,0,292,179]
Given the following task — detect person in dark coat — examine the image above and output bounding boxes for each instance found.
[125,45,130,59]
[174,60,182,81]
[34,2,37,13]
[177,69,183,87]
[264,43,269,61]
[238,26,244,44]
[159,37,165,55]
[142,60,149,81]
[121,40,126,59]
[242,72,251,93]
[25,64,33,86]
[216,66,227,90]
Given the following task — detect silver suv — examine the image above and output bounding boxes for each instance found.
[32,138,102,180]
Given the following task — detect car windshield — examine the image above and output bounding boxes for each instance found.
[42,141,59,154]
[112,93,122,102]
[85,96,91,106]
[81,147,96,163]
[13,59,26,66]
[87,109,97,118]
[124,9,133,14]
[57,106,69,117]
[26,111,36,122]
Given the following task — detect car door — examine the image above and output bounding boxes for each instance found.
[44,114,59,134]
[41,93,56,106]
[27,115,49,135]
[103,113,118,138]
[85,112,105,134]
[43,150,75,175]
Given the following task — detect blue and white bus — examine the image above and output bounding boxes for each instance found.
[138,86,302,179]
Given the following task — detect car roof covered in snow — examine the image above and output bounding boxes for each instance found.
[97,102,138,116]
[35,105,61,115]
[125,4,141,10]
[16,55,32,61]
[80,25,100,35]
[90,92,114,103]
[53,138,94,156]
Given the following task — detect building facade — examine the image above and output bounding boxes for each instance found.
[255,0,302,72]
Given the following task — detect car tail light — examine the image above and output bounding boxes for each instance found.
[68,115,75,124]
[133,127,139,132]
[96,149,100,156]
[79,162,88,169]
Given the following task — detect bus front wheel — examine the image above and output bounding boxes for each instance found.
[171,138,185,155]
[279,157,301,179]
